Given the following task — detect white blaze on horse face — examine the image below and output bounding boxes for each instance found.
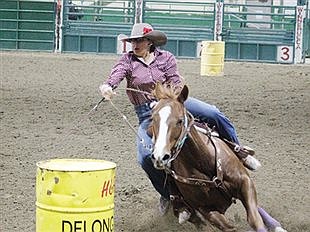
[153,106,171,161]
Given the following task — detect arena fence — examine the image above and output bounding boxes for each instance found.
[0,0,56,51]
[0,0,309,63]
[222,2,297,63]
[59,0,134,53]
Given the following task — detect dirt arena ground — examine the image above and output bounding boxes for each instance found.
[0,51,309,232]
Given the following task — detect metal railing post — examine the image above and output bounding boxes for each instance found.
[214,0,224,41]
[135,0,143,23]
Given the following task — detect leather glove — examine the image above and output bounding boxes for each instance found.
[99,84,114,100]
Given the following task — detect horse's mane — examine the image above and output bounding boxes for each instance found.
[152,82,183,100]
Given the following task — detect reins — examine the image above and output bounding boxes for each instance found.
[108,98,153,152]
[102,87,154,152]
[51,87,154,155]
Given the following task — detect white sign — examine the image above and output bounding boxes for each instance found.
[277,46,293,63]
[294,5,306,63]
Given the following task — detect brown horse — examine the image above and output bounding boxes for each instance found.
[148,83,285,232]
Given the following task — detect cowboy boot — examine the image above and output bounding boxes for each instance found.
[239,146,261,171]
[231,144,261,171]
[242,155,262,171]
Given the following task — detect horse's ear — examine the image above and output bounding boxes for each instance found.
[177,85,189,103]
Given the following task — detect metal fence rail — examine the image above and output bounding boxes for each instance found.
[0,0,56,51]
[61,0,134,53]
[223,4,296,29]
[222,3,297,63]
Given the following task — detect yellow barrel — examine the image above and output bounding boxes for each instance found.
[200,41,225,76]
[36,159,116,232]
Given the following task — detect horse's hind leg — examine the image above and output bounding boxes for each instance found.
[240,176,267,232]
[258,207,287,232]
[203,210,236,232]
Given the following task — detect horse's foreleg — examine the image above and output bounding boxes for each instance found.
[241,177,267,232]
[204,210,236,232]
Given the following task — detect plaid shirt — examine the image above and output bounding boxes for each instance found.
[105,48,183,106]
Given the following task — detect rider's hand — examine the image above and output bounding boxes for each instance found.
[99,84,114,100]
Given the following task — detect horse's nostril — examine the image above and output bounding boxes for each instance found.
[163,154,171,161]
[151,154,155,160]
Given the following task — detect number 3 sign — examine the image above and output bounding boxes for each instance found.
[277,46,293,63]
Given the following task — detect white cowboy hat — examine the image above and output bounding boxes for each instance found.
[120,23,167,46]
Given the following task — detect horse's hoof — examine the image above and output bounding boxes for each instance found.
[274,227,287,232]
[178,210,191,224]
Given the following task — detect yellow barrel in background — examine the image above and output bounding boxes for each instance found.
[36,159,116,232]
[200,41,225,76]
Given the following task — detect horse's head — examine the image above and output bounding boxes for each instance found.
[149,83,189,169]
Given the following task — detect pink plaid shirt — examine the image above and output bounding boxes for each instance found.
[104,48,182,106]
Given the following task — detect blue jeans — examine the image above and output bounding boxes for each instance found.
[135,97,239,199]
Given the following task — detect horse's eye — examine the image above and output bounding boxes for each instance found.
[177,119,183,126]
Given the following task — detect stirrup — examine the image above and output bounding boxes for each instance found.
[234,144,255,157]
[242,145,255,156]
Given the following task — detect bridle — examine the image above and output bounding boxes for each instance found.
[167,109,194,165]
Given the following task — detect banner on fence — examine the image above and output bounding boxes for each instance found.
[294,5,306,63]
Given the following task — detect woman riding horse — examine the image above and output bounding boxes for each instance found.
[99,23,284,230]
[149,83,287,231]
